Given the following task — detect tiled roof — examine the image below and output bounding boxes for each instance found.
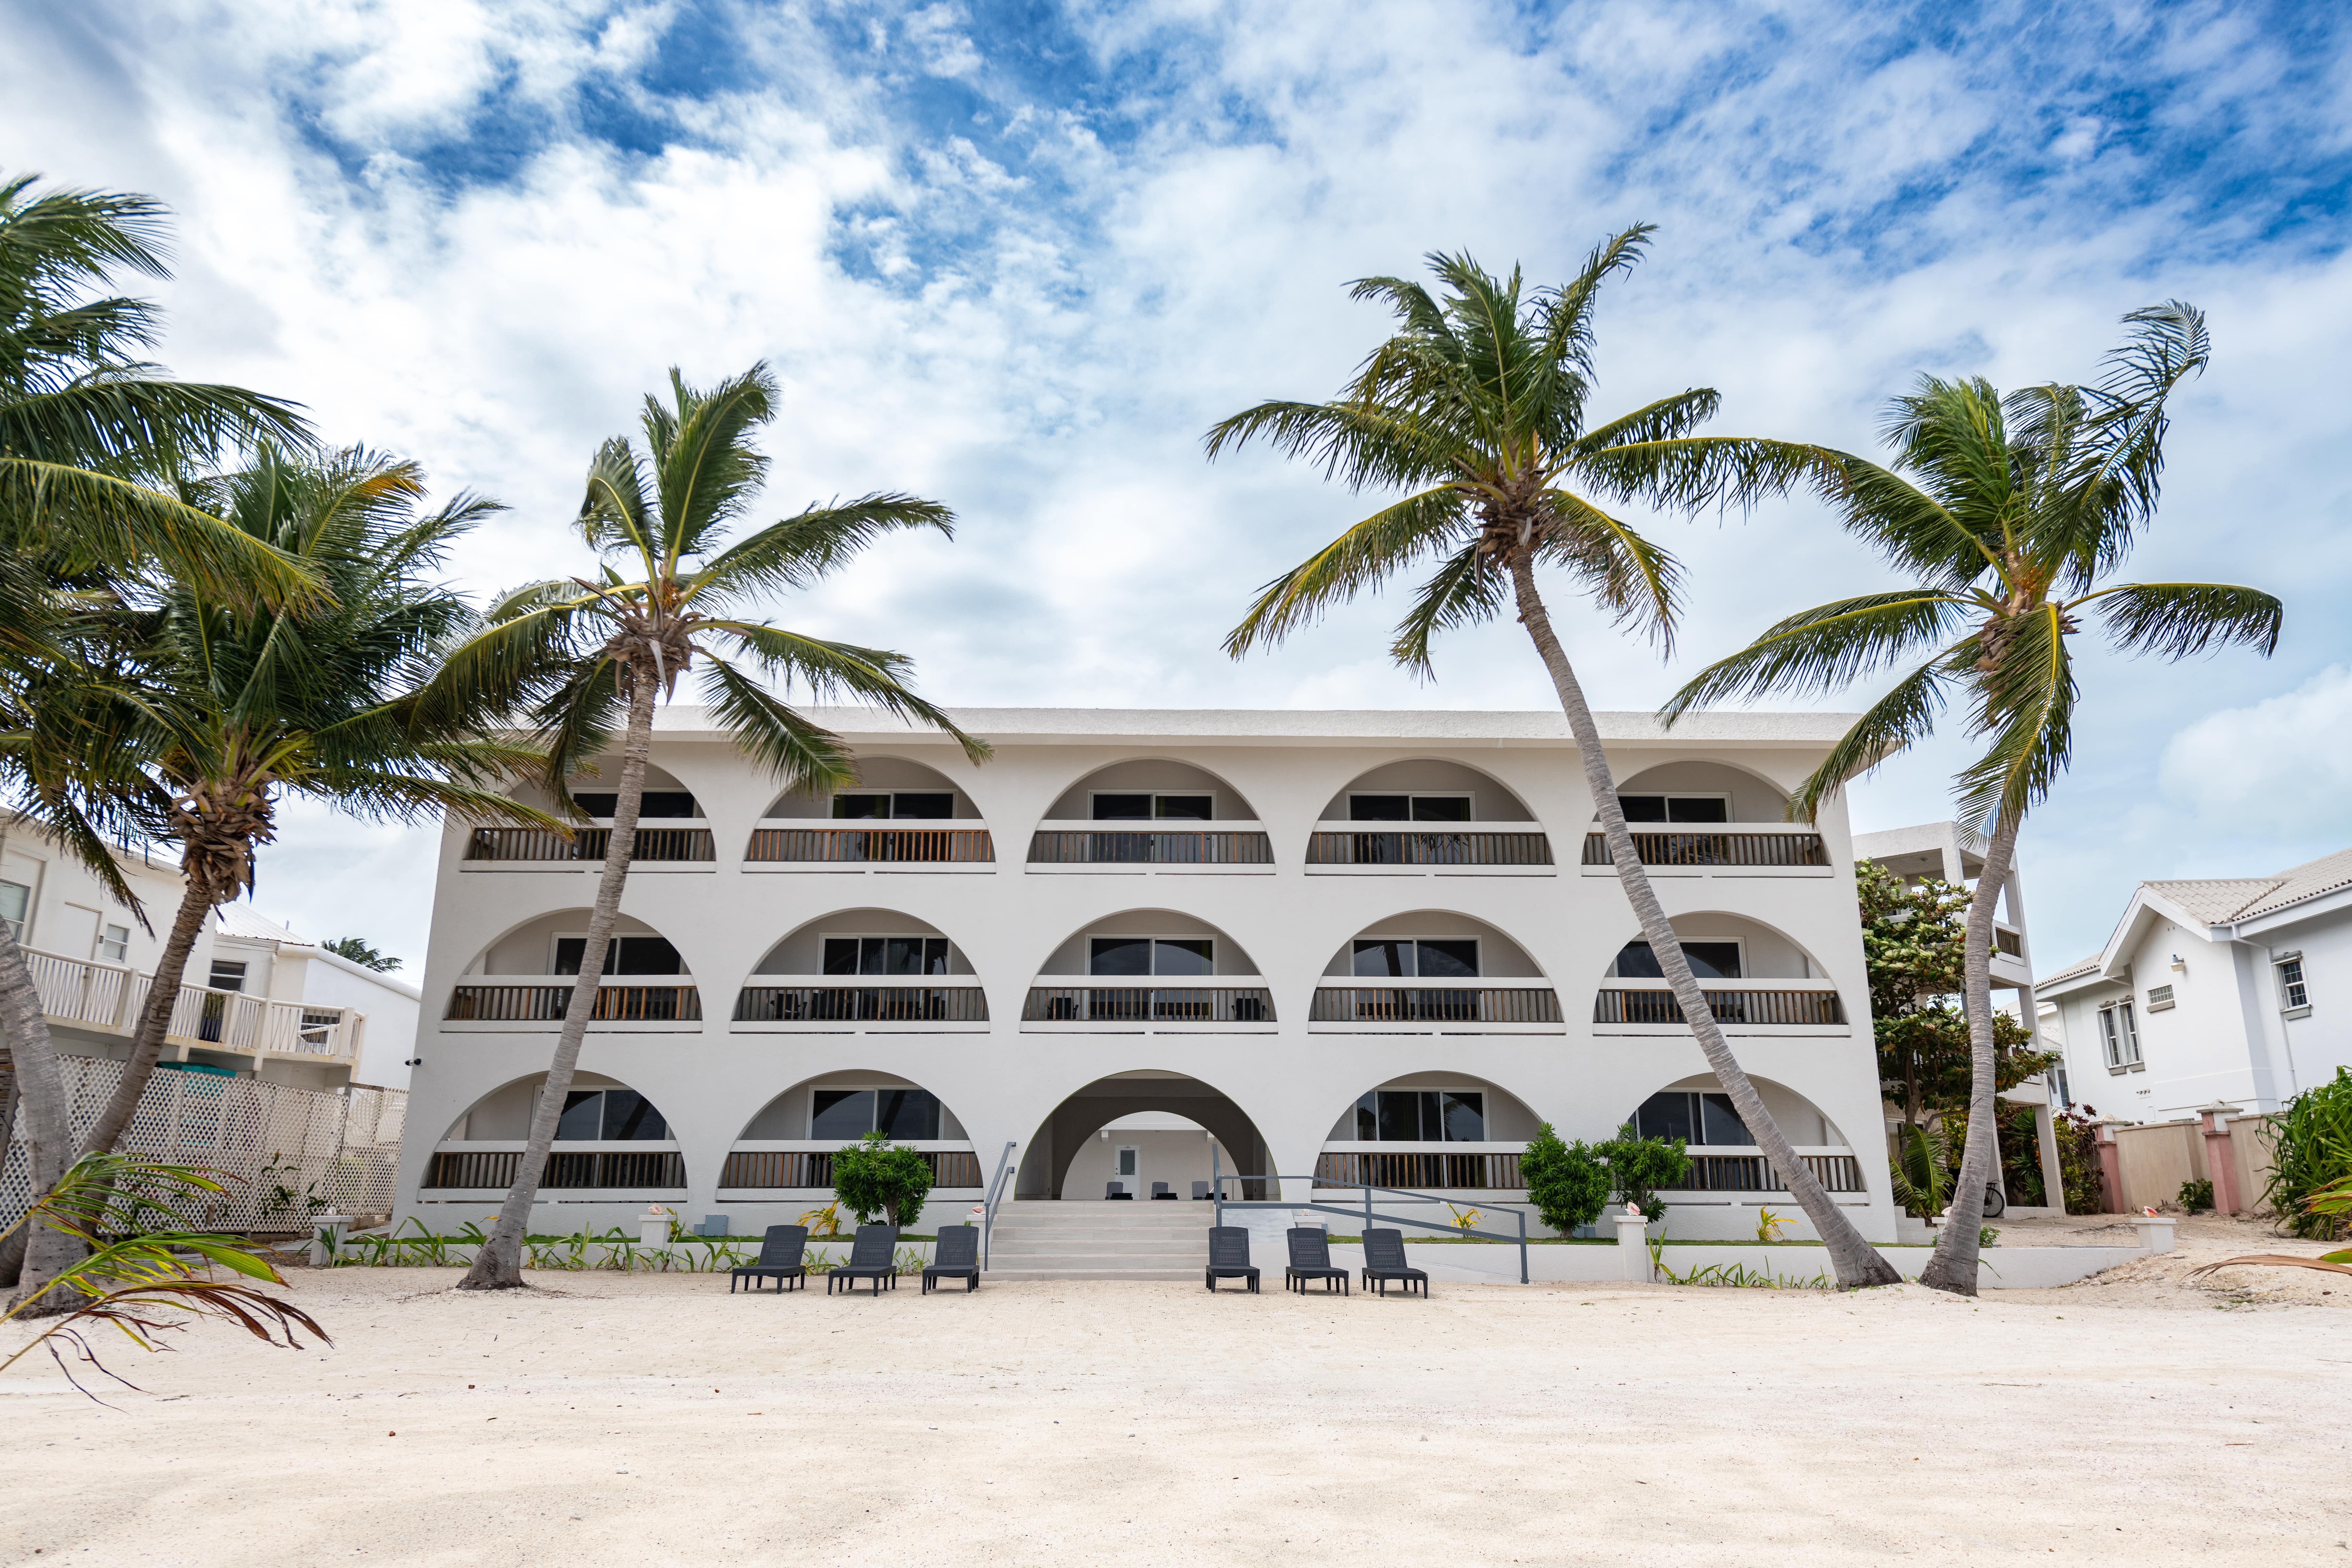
[2142,844,2352,926]
[213,902,311,946]
[2037,954,2102,986]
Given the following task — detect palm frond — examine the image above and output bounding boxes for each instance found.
[695,655,859,794]
[647,363,776,563]
[1952,602,2076,836]
[2081,582,2283,661]
[1222,486,1471,657]
[1201,399,1468,492]
[1533,489,1683,649]
[703,622,990,763]
[1786,651,1963,823]
[1389,542,1509,675]
[1661,591,1968,720]
[687,493,954,607]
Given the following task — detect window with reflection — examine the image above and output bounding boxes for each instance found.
[1632,1090,1753,1145]
[1091,792,1214,821]
[554,935,684,975]
[822,935,951,975]
[552,1088,670,1141]
[1616,794,1728,824]
[1612,940,1741,979]
[574,791,698,818]
[1351,1089,1485,1141]
[1348,793,1472,822]
[833,792,954,820]
[810,1087,942,1140]
[1351,938,1479,978]
[1089,936,1214,975]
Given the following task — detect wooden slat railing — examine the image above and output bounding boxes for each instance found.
[467,826,714,862]
[1308,987,1562,1024]
[1313,1152,1525,1190]
[733,985,988,1023]
[1677,1153,1867,1194]
[1027,830,1273,865]
[422,1150,688,1189]
[445,983,703,1022]
[717,1150,983,1189]
[1020,986,1274,1023]
[1581,830,1828,867]
[1592,988,1845,1025]
[25,947,132,1026]
[1307,831,1551,867]
[745,826,993,863]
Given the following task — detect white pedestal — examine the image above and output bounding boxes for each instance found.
[1615,1213,1653,1281]
[639,1216,672,1249]
[2132,1215,2178,1254]
[308,1214,351,1268]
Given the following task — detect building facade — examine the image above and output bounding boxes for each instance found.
[393,706,1900,1242]
[211,905,421,1091]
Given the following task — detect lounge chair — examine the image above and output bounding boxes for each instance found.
[730,1224,808,1293]
[826,1223,900,1295]
[923,1224,980,1294]
[1191,1181,1211,1200]
[1105,1181,1131,1200]
[1359,1228,1429,1298]
[1206,1225,1260,1293]
[1285,1227,1349,1295]
[1151,1181,1175,1200]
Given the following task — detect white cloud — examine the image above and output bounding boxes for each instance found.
[2160,665,2352,826]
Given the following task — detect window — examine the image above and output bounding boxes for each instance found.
[823,935,951,976]
[0,879,27,942]
[1089,936,1214,975]
[207,959,248,993]
[1348,793,1472,823]
[1633,1091,1754,1145]
[1612,940,1742,980]
[1351,938,1479,978]
[833,792,954,820]
[572,791,698,819]
[2098,999,2142,1070]
[2277,955,2310,1013]
[1091,792,1213,821]
[2145,984,2175,1012]
[810,1087,941,1140]
[1617,793,1730,824]
[1352,1089,1486,1141]
[98,923,129,963]
[553,935,683,975]
[553,1089,669,1141]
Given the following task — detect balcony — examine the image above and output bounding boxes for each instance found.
[1313,1147,1527,1190]
[731,981,989,1032]
[463,825,715,869]
[743,823,994,873]
[1308,980,1564,1034]
[24,944,357,1060]
[1591,982,1848,1034]
[1672,1149,1867,1194]
[421,1144,686,1191]
[1578,826,1832,877]
[718,1144,982,1191]
[442,978,704,1028]
[1026,826,1274,874]
[1020,976,1276,1031]
[1306,827,1553,876]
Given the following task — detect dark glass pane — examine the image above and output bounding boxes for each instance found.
[833,795,890,819]
[1618,794,1668,823]
[1614,941,1663,978]
[811,1089,874,1139]
[1700,1093,1751,1146]
[893,792,953,820]
[602,1090,667,1141]
[610,936,682,975]
[573,793,618,818]
[1355,1093,1378,1140]
[1349,794,1411,821]
[1154,794,1214,820]
[1418,1092,1443,1142]
[822,939,860,975]
[1417,939,1479,978]
[1093,794,1152,820]
[555,1090,602,1140]
[1377,1091,1421,1141]
[635,792,698,819]
[1441,1091,1485,1142]
[553,937,587,975]
[876,1088,940,1139]
[922,937,949,975]
[1684,942,1742,979]
[1634,1091,1694,1143]
[1353,939,1411,977]
[1155,938,1213,976]
[1411,796,1472,822]
[1667,796,1729,824]
[877,936,932,976]
[1090,936,1152,975]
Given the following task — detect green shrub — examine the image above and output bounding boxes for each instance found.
[1522,1123,1611,1233]
[2050,1108,2106,1215]
[832,1131,934,1227]
[2177,1177,2214,1213]
[2264,1067,2352,1240]
[1601,1124,1690,1224]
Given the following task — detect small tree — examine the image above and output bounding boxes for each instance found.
[321,937,401,972]
[832,1132,933,1229]
[1522,1123,1611,1235]
[1601,1125,1691,1224]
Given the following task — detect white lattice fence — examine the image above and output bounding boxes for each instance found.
[1,1058,407,1233]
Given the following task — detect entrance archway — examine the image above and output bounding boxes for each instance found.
[1014,1070,1273,1200]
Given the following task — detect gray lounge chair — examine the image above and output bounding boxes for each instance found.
[1151,1181,1175,1200]
[923,1224,980,1293]
[730,1224,808,1293]
[1191,1181,1211,1200]
[1284,1227,1349,1295]
[1359,1228,1429,1297]
[1206,1225,1260,1292]
[1105,1181,1131,1200]
[826,1223,900,1295]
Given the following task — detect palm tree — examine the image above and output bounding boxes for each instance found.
[431,363,987,1291]
[1663,302,2281,1295]
[1207,232,1900,1288]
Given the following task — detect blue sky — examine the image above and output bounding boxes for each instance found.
[7,0,2350,972]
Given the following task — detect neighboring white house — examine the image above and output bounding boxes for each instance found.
[396,705,1901,1243]
[2038,846,2352,1120]
[211,904,421,1090]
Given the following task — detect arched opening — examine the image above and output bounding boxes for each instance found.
[761,755,983,821]
[1310,911,1560,1029]
[1592,913,1845,1030]
[1307,760,1548,870]
[1316,759,1532,823]
[422,1071,684,1194]
[1013,1070,1273,1200]
[736,909,987,1027]
[1607,761,1789,824]
[1023,909,1271,1027]
[1617,1074,1864,1197]
[468,762,710,864]
[1316,1071,1542,1195]
[718,1070,980,1201]
[1040,759,1261,823]
[447,909,699,1023]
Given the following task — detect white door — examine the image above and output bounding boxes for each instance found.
[1111,1144,1139,1198]
[53,903,99,961]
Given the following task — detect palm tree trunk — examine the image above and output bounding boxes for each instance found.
[80,870,219,1159]
[459,665,656,1290]
[1918,810,2021,1296]
[0,910,83,1311]
[1508,557,1899,1288]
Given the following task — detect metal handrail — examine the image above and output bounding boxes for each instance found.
[1208,1144,1530,1283]
[981,1140,1018,1269]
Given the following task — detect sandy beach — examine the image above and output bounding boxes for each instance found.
[3,1225,2345,1567]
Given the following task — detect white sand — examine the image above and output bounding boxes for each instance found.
[3,1232,2345,1566]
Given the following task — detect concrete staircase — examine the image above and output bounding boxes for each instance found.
[982,1200,1215,1281]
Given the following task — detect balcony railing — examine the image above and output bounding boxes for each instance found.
[718,1149,983,1188]
[423,1149,686,1189]
[1995,925,2024,957]
[1581,829,1828,868]
[1028,829,1273,865]
[28,944,354,1057]
[1309,985,1563,1025]
[1021,985,1275,1023]
[444,981,703,1022]
[466,826,714,862]
[1314,1151,1525,1189]
[746,825,994,863]
[733,984,988,1023]
[25,945,134,1027]
[1308,830,1552,867]
[1677,1152,1867,1194]
[1592,986,1846,1026]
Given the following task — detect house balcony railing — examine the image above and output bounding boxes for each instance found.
[732,982,989,1024]
[444,978,703,1023]
[24,944,355,1058]
[1580,826,1829,869]
[1592,983,1846,1027]
[718,1144,983,1190]
[1306,827,1552,871]
[422,1143,686,1190]
[1021,976,1275,1027]
[1314,1148,1526,1190]
[1308,980,1563,1030]
[1672,1150,1867,1194]
[1027,826,1274,868]
[465,825,715,862]
[745,823,994,866]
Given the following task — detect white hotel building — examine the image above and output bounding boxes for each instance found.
[393,707,1897,1245]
